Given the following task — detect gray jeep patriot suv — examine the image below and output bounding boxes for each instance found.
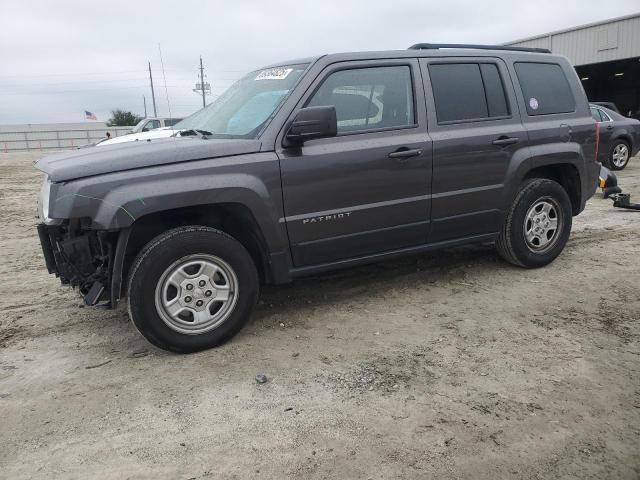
[36,44,600,352]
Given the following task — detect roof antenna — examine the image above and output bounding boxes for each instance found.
[157,43,174,132]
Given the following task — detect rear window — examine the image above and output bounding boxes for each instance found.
[429,63,510,123]
[514,62,575,116]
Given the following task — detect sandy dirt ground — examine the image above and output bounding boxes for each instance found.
[0,151,639,480]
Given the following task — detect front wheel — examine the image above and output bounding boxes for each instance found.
[496,178,572,268]
[127,226,259,353]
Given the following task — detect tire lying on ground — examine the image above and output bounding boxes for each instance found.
[496,178,572,268]
[127,226,259,353]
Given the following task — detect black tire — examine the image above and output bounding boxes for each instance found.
[496,178,572,268]
[127,226,259,353]
[607,139,631,171]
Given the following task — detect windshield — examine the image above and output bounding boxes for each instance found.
[174,64,309,138]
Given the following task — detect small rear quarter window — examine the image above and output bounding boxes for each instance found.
[480,64,509,118]
[514,62,575,116]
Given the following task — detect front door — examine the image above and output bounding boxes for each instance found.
[420,58,526,242]
[278,60,432,267]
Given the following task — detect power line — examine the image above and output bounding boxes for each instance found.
[0,77,153,88]
[0,68,245,79]
[0,69,149,78]
[0,83,231,96]
[0,85,178,95]
[158,44,172,120]
[0,75,238,88]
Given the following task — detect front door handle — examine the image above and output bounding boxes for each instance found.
[492,136,519,146]
[606,125,614,130]
[388,148,422,159]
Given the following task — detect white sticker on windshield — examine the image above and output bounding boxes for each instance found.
[254,67,293,81]
[529,97,539,110]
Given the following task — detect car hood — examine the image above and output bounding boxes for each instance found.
[36,137,262,182]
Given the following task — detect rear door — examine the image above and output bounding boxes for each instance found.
[420,58,526,242]
[277,59,432,267]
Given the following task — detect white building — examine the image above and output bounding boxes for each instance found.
[505,13,640,117]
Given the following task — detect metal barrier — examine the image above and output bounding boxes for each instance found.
[0,126,133,152]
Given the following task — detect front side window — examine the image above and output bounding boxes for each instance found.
[306,66,415,134]
[429,63,510,124]
[515,62,575,116]
[174,63,309,138]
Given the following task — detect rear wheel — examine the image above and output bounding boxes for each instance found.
[496,178,572,268]
[127,226,259,353]
[608,140,630,171]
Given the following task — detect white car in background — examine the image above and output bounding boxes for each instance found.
[131,117,183,133]
[98,117,187,146]
[98,105,226,146]
[98,126,181,146]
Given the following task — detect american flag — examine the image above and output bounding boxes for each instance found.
[85,110,97,120]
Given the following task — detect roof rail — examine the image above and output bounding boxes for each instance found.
[408,43,551,54]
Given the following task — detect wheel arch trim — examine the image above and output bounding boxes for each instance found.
[502,143,585,216]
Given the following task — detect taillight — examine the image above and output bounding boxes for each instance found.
[594,122,600,162]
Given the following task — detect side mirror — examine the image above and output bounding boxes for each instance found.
[284,106,337,147]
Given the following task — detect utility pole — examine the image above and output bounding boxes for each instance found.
[143,95,147,118]
[199,56,206,108]
[148,61,157,117]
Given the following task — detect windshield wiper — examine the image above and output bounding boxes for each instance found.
[180,129,213,138]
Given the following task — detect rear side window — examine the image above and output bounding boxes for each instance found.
[514,62,575,116]
[429,63,510,123]
[590,107,603,122]
[598,108,612,121]
[307,66,415,134]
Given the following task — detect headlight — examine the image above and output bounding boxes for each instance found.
[38,176,61,225]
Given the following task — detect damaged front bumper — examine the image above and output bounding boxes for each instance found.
[37,221,115,306]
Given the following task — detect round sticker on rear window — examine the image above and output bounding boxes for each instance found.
[529,97,539,110]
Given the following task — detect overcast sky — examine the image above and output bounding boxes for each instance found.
[1,0,638,124]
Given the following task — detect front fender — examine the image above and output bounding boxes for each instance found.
[49,152,288,252]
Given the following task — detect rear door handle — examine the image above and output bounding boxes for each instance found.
[388,148,422,159]
[492,136,519,146]
[606,125,614,130]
